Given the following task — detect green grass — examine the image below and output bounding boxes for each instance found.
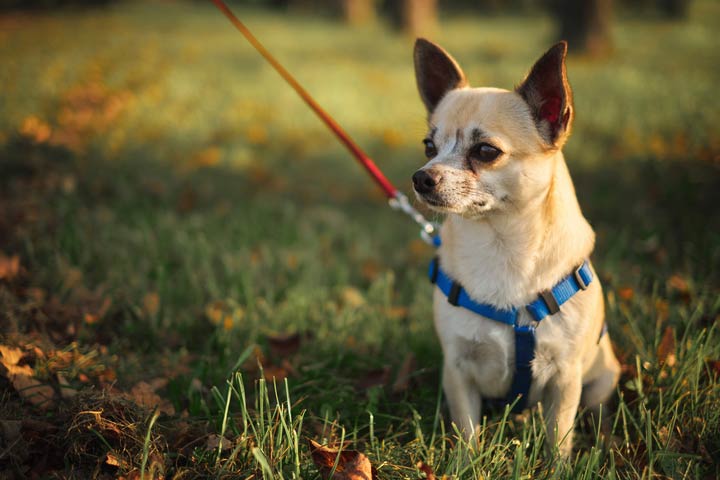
[1,1,719,478]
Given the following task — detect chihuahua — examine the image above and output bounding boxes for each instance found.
[412,39,620,456]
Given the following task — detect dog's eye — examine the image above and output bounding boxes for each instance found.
[468,143,502,163]
[423,139,437,159]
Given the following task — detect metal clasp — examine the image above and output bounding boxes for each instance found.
[574,265,589,290]
[388,191,439,246]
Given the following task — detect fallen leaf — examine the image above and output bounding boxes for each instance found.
[262,364,290,382]
[143,292,160,317]
[268,332,301,358]
[392,353,416,394]
[617,287,634,301]
[191,146,222,168]
[657,326,676,367]
[360,260,381,282]
[0,253,21,281]
[205,300,226,325]
[128,380,175,415]
[19,115,52,143]
[385,306,408,320]
[105,452,125,468]
[0,345,55,408]
[57,373,77,399]
[309,439,373,480]
[341,287,365,308]
[356,367,390,390]
[417,461,437,480]
[207,433,232,451]
[223,314,234,331]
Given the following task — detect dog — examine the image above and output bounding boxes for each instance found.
[411,39,620,456]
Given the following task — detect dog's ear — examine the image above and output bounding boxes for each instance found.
[516,41,574,148]
[414,38,468,113]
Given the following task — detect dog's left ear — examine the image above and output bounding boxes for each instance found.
[516,41,574,149]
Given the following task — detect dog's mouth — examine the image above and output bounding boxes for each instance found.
[414,191,454,210]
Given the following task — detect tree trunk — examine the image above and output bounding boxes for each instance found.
[658,0,691,18]
[389,0,438,36]
[550,0,613,57]
[342,0,376,25]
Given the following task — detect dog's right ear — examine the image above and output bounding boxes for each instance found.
[414,38,468,113]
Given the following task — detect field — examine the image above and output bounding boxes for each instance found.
[1,1,719,478]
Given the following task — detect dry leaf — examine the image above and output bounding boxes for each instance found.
[356,367,390,390]
[0,253,21,281]
[205,300,226,325]
[58,373,77,399]
[128,380,175,415]
[392,353,416,394]
[268,332,301,358]
[667,274,689,295]
[105,452,126,468]
[617,287,634,301]
[143,292,160,317]
[417,461,437,480]
[657,326,676,367]
[206,434,232,451]
[341,287,365,308]
[262,364,290,382]
[0,345,55,408]
[309,439,373,480]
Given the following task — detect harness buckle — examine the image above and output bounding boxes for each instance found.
[539,289,560,315]
[574,265,589,290]
[448,282,462,306]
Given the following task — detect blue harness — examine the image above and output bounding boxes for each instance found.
[428,250,597,413]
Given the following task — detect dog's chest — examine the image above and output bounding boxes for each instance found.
[433,289,516,397]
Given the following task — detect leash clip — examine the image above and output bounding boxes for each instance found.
[389,191,439,246]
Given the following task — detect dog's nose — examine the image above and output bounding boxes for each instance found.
[413,169,441,194]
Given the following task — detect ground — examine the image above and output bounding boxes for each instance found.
[0,1,719,478]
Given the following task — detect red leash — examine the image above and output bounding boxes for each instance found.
[210,0,397,198]
[210,0,438,243]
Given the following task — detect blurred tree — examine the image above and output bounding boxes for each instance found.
[0,0,114,9]
[342,0,376,25]
[549,0,613,57]
[657,0,691,18]
[387,0,438,36]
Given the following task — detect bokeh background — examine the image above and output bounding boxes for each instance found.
[0,0,718,478]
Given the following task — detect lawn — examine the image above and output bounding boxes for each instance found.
[0,1,719,478]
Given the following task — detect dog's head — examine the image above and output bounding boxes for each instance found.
[412,39,574,218]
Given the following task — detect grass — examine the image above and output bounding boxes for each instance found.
[0,0,719,478]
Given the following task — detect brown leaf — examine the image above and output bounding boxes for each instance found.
[341,287,365,308]
[127,380,175,415]
[356,367,390,391]
[667,274,690,295]
[143,292,160,317]
[392,353,416,394]
[262,364,290,382]
[417,461,437,480]
[268,332,301,358]
[309,439,373,480]
[57,373,77,399]
[206,433,232,451]
[0,253,21,281]
[105,452,125,468]
[657,326,676,367]
[617,287,634,301]
[0,346,55,408]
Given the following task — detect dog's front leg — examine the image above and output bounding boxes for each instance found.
[542,365,582,458]
[443,362,481,442]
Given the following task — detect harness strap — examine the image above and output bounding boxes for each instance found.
[429,257,597,412]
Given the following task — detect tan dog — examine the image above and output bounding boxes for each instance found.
[412,39,620,456]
